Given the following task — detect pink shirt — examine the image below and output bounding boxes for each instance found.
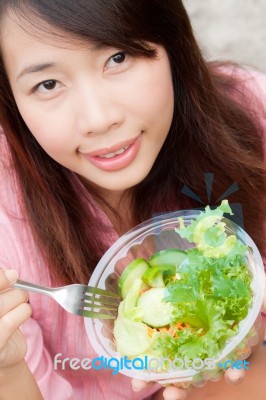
[0,68,266,400]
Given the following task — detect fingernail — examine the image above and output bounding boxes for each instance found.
[4,269,18,284]
[132,380,149,392]
[163,387,187,400]
[229,376,244,385]
[164,395,186,400]
[131,382,142,392]
[132,384,142,392]
[225,375,244,385]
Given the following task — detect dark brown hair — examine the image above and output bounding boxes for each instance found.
[0,0,265,284]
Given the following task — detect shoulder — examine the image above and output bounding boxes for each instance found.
[232,66,266,105]
[237,68,266,158]
[233,67,266,129]
[234,67,266,151]
[213,64,266,156]
[212,63,266,104]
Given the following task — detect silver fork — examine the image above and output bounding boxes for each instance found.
[13,279,120,319]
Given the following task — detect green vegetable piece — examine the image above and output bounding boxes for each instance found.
[142,249,187,287]
[175,200,247,258]
[148,249,187,268]
[114,310,152,356]
[118,258,150,299]
[137,287,173,327]
[122,278,143,318]
[213,276,250,299]
[142,267,166,287]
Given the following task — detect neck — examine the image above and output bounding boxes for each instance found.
[91,186,134,236]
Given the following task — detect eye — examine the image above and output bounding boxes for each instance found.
[33,79,59,93]
[106,52,127,68]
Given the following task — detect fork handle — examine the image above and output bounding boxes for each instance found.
[13,279,53,297]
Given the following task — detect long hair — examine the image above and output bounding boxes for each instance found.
[0,0,265,284]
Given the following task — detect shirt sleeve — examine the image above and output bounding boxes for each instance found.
[20,318,74,400]
[246,70,266,336]
[0,192,75,398]
[0,251,75,399]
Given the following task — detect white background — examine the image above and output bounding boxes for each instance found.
[184,0,266,72]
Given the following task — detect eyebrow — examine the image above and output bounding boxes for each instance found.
[15,43,110,82]
[16,62,56,81]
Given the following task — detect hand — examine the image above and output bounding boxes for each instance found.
[131,378,189,400]
[131,285,266,400]
[131,366,250,400]
[0,269,32,370]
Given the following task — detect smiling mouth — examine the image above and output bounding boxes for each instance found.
[83,134,141,158]
[81,134,142,172]
[97,145,130,159]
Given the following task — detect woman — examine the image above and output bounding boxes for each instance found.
[0,1,265,399]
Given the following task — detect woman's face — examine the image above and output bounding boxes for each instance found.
[1,16,174,194]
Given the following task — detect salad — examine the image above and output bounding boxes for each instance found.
[113,200,253,369]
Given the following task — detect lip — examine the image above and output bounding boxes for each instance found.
[81,134,142,172]
[83,135,141,157]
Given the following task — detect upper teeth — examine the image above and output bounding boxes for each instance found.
[98,145,130,159]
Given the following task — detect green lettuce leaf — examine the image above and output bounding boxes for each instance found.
[175,200,247,258]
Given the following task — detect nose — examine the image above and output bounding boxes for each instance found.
[75,82,125,136]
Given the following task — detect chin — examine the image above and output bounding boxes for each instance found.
[83,163,153,192]
[100,175,146,192]
[102,181,139,192]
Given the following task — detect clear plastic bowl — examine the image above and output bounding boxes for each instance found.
[84,210,265,386]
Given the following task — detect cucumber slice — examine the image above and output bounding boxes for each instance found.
[142,267,165,288]
[148,249,187,268]
[142,250,187,287]
[137,287,173,327]
[118,258,150,299]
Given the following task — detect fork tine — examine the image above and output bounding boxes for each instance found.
[83,295,119,310]
[77,309,116,319]
[83,302,118,311]
[83,294,120,305]
[86,286,120,298]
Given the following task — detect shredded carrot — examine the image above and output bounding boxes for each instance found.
[168,327,176,337]
[151,322,191,339]
[147,327,156,337]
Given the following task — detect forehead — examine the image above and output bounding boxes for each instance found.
[1,11,98,58]
[1,13,100,78]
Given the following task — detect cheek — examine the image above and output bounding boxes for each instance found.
[17,103,70,154]
[134,62,174,123]
[140,78,174,136]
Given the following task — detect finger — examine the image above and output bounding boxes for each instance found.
[263,284,266,312]
[163,385,188,400]
[131,378,154,391]
[0,288,29,317]
[224,366,245,384]
[0,303,32,350]
[0,270,18,291]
